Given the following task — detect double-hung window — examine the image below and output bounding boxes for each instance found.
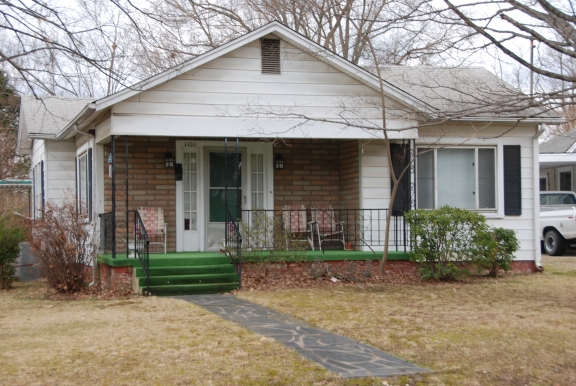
[417,147,496,210]
[77,149,92,218]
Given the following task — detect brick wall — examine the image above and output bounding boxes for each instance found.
[104,137,361,252]
[98,263,133,292]
[339,141,360,209]
[104,137,177,251]
[273,139,360,210]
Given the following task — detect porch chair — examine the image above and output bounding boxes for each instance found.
[281,204,314,250]
[138,207,167,254]
[310,204,345,252]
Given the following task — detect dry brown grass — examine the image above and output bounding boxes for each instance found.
[0,282,345,386]
[238,255,576,385]
[2,256,575,386]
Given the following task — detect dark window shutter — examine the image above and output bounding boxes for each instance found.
[88,148,93,221]
[504,145,522,215]
[390,144,410,216]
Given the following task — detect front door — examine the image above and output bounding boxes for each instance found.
[206,151,243,251]
[176,140,273,252]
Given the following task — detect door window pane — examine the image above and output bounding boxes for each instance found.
[209,152,242,222]
[250,154,264,210]
[183,153,197,230]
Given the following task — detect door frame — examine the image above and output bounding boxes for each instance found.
[175,140,274,252]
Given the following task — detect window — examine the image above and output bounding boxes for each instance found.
[261,39,280,74]
[251,154,264,209]
[560,171,572,191]
[183,153,197,230]
[540,177,548,191]
[417,147,496,210]
[77,149,92,218]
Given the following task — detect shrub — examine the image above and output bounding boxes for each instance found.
[29,199,97,293]
[406,206,490,281]
[474,227,519,277]
[0,217,26,289]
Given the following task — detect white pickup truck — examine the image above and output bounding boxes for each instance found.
[540,191,576,255]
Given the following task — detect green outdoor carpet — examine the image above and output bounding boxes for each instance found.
[98,250,409,267]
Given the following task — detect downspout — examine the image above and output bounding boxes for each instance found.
[533,124,546,271]
[74,125,99,286]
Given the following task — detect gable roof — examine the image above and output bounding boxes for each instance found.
[17,95,94,154]
[540,130,576,154]
[20,22,562,144]
[93,21,435,115]
[377,66,560,121]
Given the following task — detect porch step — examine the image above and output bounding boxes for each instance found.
[134,256,240,296]
[145,283,240,296]
[135,264,236,277]
[148,256,232,267]
[137,273,239,287]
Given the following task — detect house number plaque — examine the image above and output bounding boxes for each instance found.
[184,141,196,148]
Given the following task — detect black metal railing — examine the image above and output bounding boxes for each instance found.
[242,208,410,252]
[99,212,114,255]
[225,209,243,287]
[128,210,150,294]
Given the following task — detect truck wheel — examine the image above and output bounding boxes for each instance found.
[544,230,566,256]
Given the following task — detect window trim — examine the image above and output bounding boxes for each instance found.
[416,146,498,212]
[76,148,93,219]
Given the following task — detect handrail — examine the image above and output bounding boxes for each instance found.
[225,209,243,288]
[128,210,150,295]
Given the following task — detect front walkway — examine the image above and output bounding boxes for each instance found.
[174,294,429,379]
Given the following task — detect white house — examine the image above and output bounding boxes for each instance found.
[18,21,560,271]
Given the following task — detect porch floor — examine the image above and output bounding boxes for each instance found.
[98,250,409,267]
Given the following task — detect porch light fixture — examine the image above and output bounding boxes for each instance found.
[164,151,174,168]
[275,154,284,169]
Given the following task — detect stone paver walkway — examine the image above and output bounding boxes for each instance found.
[173,294,429,379]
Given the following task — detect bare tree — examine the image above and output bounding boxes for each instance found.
[441,0,576,134]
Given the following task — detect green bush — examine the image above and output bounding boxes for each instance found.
[0,218,26,289]
[406,206,490,281]
[474,227,519,277]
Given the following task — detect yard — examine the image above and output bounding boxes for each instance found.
[1,255,575,385]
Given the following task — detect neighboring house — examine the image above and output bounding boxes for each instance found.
[539,130,576,192]
[17,21,561,269]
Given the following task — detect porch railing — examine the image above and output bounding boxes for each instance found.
[242,208,410,252]
[225,209,243,287]
[128,210,150,294]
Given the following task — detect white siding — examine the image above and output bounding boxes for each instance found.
[45,140,76,204]
[111,40,417,139]
[359,123,540,261]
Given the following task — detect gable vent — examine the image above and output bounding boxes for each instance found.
[261,39,280,74]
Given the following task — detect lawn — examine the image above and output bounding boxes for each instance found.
[0,283,339,385]
[238,255,576,385]
[1,255,575,385]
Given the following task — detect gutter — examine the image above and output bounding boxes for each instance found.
[56,103,97,140]
[451,117,565,125]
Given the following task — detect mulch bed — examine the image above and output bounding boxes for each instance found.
[237,267,426,292]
